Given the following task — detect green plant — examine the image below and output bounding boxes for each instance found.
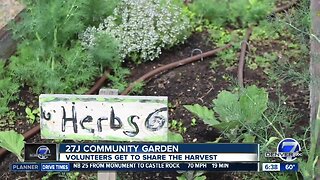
[18,101,26,107]
[9,0,120,94]
[250,19,282,41]
[271,60,310,88]
[0,61,19,116]
[5,111,17,125]
[177,171,206,180]
[191,118,197,126]
[42,172,80,180]
[0,130,25,161]
[42,172,59,180]
[130,82,145,95]
[82,0,191,62]
[25,107,40,124]
[278,0,310,45]
[185,85,287,141]
[189,0,275,28]
[184,105,217,126]
[168,131,184,142]
[87,32,122,70]
[247,52,278,73]
[184,85,312,179]
[207,26,243,67]
[108,67,131,93]
[170,120,187,134]
[298,105,320,179]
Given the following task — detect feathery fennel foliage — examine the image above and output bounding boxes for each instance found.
[0,61,19,115]
[9,0,120,94]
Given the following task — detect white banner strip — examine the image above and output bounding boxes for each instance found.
[59,153,258,162]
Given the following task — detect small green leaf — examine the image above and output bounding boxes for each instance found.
[213,121,239,130]
[242,134,256,143]
[30,114,35,120]
[240,85,268,123]
[176,176,186,180]
[0,130,25,161]
[32,108,40,114]
[213,91,242,122]
[25,107,32,115]
[171,120,177,128]
[184,104,219,126]
[263,137,279,149]
[168,131,184,143]
[191,118,197,126]
[195,176,206,180]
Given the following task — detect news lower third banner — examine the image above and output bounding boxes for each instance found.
[13,143,261,172]
[58,143,259,162]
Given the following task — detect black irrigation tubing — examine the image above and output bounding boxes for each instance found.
[122,44,232,95]
[237,27,253,88]
[236,1,299,88]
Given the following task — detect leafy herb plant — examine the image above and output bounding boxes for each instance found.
[184,85,317,179]
[189,0,275,28]
[177,171,206,180]
[170,120,187,134]
[0,130,25,161]
[81,0,191,63]
[25,107,40,124]
[9,0,120,94]
[0,61,19,116]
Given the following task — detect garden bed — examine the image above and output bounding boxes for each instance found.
[0,30,309,179]
[0,0,313,179]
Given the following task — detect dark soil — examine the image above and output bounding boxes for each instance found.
[0,30,309,180]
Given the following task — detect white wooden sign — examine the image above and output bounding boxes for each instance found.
[39,94,168,142]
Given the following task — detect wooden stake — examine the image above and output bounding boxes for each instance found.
[97,88,118,180]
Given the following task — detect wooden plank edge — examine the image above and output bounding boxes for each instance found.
[0,9,25,60]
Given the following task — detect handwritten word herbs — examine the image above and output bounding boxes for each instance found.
[39,95,168,142]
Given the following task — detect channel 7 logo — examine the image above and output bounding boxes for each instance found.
[25,143,56,162]
[265,138,302,162]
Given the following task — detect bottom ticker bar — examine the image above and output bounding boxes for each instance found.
[71,162,258,171]
[11,162,259,172]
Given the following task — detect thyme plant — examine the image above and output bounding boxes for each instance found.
[81,0,191,63]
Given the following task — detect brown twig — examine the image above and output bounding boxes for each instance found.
[237,27,253,88]
[121,44,233,95]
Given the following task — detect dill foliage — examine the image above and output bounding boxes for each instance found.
[9,0,120,94]
[0,61,19,115]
